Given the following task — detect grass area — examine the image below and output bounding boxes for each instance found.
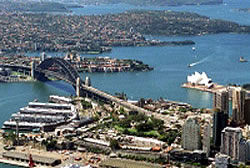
[114,125,125,132]
[144,130,160,137]
[111,113,180,145]
[11,72,23,76]
[127,128,137,134]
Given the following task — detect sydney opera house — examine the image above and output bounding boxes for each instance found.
[187,72,213,88]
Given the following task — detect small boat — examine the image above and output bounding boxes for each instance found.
[192,47,196,51]
[188,62,196,67]
[240,56,247,62]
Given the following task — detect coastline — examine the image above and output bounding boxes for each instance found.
[0,158,29,168]
[0,158,54,168]
[181,82,226,93]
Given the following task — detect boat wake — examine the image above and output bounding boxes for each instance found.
[188,57,209,67]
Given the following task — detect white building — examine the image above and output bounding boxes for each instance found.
[187,72,213,88]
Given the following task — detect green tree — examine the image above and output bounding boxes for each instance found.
[110,139,120,150]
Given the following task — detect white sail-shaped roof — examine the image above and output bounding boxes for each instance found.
[187,72,213,87]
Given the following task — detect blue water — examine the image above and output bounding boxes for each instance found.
[2,0,250,167]
[73,0,250,25]
[0,164,21,168]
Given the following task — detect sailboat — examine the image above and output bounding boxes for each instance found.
[240,56,247,62]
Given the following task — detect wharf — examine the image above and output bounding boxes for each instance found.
[181,82,226,93]
[0,75,35,83]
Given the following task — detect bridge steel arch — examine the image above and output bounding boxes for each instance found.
[35,58,115,104]
[36,58,83,86]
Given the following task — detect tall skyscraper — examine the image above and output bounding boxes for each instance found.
[232,87,246,126]
[182,117,201,151]
[213,110,228,147]
[246,140,250,163]
[220,127,242,161]
[213,90,229,115]
[244,99,250,125]
[203,122,211,157]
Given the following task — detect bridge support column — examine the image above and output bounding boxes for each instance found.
[76,77,81,97]
[31,61,35,78]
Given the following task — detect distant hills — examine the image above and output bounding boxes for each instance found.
[0,0,70,12]
[79,0,223,6]
[0,0,224,12]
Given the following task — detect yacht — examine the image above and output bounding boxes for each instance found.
[240,56,247,62]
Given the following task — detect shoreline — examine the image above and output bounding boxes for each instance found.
[181,82,226,93]
[0,158,53,168]
[0,158,29,168]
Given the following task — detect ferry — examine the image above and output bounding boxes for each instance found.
[240,56,248,62]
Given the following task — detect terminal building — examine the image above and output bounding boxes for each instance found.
[2,97,76,132]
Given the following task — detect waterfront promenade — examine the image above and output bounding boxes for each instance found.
[181,82,226,93]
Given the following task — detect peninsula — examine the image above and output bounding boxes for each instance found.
[79,0,223,6]
[0,0,71,13]
[0,10,249,54]
[0,53,154,83]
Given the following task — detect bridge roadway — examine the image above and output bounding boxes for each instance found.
[0,64,31,70]
[80,84,152,115]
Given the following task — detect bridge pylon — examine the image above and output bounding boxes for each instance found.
[76,77,81,97]
[31,61,36,79]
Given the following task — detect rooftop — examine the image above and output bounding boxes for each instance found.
[100,158,163,168]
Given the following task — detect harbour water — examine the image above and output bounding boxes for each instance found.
[72,0,250,25]
[1,0,250,167]
[0,163,20,168]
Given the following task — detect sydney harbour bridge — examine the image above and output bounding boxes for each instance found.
[0,57,151,115]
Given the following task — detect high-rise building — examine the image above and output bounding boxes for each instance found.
[213,111,228,147]
[239,139,247,163]
[213,90,229,115]
[215,153,230,168]
[246,140,250,163]
[244,99,250,125]
[232,87,246,126]
[220,127,242,161]
[182,117,201,151]
[203,122,211,157]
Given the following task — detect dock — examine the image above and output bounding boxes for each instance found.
[181,82,227,93]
